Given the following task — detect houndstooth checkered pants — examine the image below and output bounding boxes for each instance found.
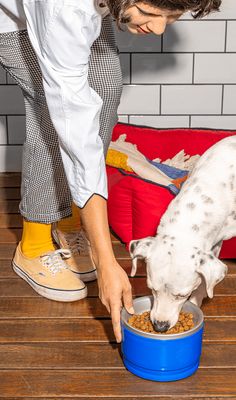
[0,15,122,223]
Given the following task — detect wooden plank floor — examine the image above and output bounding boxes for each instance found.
[0,172,236,399]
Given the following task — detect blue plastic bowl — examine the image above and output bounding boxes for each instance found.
[121,296,204,382]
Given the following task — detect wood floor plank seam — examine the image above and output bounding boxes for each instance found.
[0,366,236,370]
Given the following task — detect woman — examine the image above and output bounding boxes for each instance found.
[0,0,221,342]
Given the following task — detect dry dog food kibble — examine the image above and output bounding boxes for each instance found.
[128,311,194,334]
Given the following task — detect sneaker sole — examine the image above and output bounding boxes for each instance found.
[12,262,87,302]
[71,268,97,282]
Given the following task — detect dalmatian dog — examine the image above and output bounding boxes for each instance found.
[130,136,236,332]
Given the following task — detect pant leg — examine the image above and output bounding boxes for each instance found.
[0,29,72,223]
[0,17,122,223]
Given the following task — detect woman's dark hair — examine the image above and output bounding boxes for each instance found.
[105,0,221,27]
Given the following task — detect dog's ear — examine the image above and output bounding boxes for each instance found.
[196,254,228,298]
[129,237,155,277]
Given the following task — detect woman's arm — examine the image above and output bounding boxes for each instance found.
[80,194,134,342]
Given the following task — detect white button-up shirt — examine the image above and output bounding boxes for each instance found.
[0,0,111,208]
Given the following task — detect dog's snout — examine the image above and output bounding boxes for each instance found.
[153,320,170,332]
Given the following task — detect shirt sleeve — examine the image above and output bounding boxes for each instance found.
[22,1,108,207]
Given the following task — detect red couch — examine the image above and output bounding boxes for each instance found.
[106,122,236,259]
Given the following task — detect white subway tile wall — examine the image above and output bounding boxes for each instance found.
[0,68,6,84]
[8,116,26,144]
[0,146,22,171]
[0,116,7,144]
[119,54,130,84]
[191,115,236,129]
[131,53,193,84]
[118,85,160,114]
[226,21,236,52]
[0,0,235,171]
[223,85,236,114]
[161,85,222,114]
[129,115,189,128]
[194,54,236,83]
[163,21,225,53]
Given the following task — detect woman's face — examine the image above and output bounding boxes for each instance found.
[122,2,184,35]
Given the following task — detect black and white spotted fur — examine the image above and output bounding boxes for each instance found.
[130,136,236,332]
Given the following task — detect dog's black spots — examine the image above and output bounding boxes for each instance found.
[197,250,201,255]
[130,241,139,253]
[207,225,219,238]
[221,182,227,188]
[171,236,176,240]
[191,254,195,259]
[229,175,235,191]
[200,258,205,265]
[171,243,174,247]
[175,199,180,204]
[229,211,236,221]
[191,177,198,184]
[204,211,212,217]
[146,241,152,246]
[169,218,176,224]
[168,251,171,255]
[193,186,202,193]
[186,202,196,210]
[194,246,198,250]
[209,254,214,259]
[174,210,180,216]
[192,224,200,232]
[164,241,167,244]
[201,195,214,204]
[230,164,234,168]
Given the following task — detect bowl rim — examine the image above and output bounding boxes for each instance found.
[121,296,204,340]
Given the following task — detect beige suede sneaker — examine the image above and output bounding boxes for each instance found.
[12,243,87,302]
[52,228,97,282]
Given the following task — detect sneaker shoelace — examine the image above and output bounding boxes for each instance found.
[40,249,71,275]
[63,231,90,256]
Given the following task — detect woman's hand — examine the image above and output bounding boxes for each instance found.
[79,195,134,343]
[97,260,134,343]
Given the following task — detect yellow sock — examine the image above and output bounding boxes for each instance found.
[56,202,81,233]
[21,220,55,259]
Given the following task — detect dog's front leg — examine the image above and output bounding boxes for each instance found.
[212,240,223,258]
[189,278,208,307]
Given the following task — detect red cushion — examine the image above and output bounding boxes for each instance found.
[107,167,174,244]
[107,123,236,258]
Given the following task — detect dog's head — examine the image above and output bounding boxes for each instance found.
[129,236,227,332]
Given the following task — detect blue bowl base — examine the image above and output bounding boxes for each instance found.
[123,358,199,382]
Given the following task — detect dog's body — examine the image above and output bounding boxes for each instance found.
[130,136,236,332]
